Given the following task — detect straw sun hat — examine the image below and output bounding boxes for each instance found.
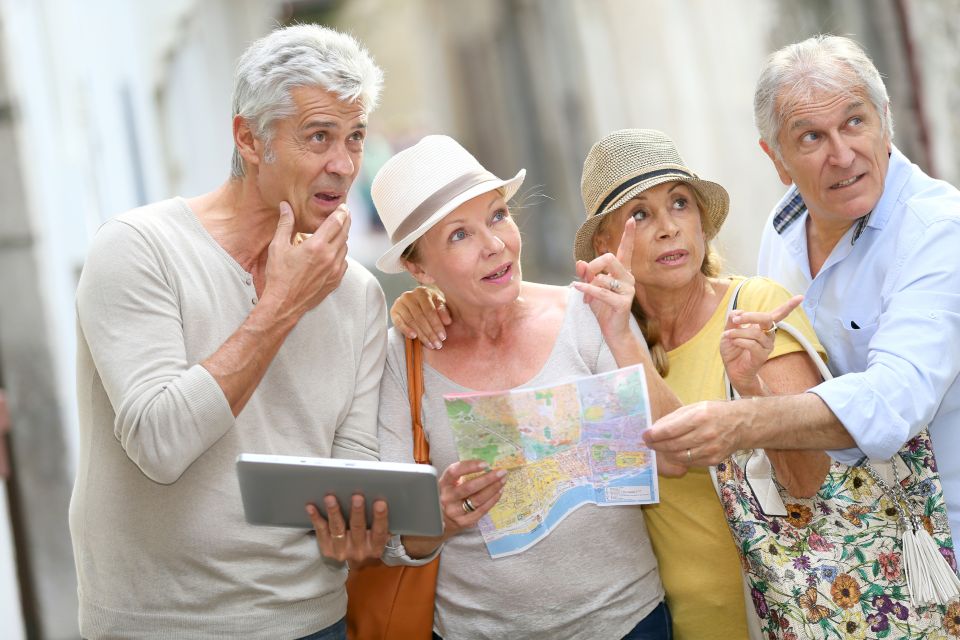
[373,135,526,274]
[574,129,729,262]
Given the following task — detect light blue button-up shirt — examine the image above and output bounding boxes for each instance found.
[757,146,960,535]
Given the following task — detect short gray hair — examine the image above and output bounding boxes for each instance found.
[231,24,384,177]
[754,34,893,156]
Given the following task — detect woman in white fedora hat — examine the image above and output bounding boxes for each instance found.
[373,134,680,639]
[390,130,830,639]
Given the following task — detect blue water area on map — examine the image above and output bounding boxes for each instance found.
[484,467,656,557]
[606,467,656,490]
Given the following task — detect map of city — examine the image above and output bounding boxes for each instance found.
[444,364,658,558]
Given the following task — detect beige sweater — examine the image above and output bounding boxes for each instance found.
[71,197,386,639]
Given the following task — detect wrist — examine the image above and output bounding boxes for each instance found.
[348,557,381,570]
[730,394,780,450]
[732,375,770,398]
[252,290,303,335]
[604,332,649,366]
[726,399,752,452]
[400,534,444,559]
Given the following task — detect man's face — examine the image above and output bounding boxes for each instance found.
[255,86,366,233]
[764,88,891,233]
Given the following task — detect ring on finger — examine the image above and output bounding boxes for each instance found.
[764,322,778,337]
[331,532,346,540]
[462,497,477,513]
[686,448,693,463]
[608,277,622,292]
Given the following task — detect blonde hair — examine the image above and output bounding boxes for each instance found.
[596,188,722,377]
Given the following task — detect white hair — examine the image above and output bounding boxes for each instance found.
[231,24,384,177]
[754,34,894,156]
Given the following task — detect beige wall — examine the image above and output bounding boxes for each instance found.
[570,0,783,276]
[337,0,960,292]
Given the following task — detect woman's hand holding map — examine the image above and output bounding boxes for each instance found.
[439,459,508,534]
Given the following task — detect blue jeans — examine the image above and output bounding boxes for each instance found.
[621,601,672,640]
[297,617,346,640]
[431,600,672,639]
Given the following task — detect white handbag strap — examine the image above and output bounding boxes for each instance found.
[710,278,830,516]
[723,278,833,394]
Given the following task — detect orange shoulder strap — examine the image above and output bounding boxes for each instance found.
[404,337,430,465]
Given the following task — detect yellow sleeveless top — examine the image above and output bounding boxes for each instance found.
[643,277,824,640]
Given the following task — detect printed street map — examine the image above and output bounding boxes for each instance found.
[444,364,658,558]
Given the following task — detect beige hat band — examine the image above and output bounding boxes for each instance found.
[389,170,497,243]
[594,167,694,215]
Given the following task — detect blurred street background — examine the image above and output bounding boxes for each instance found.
[0,0,958,637]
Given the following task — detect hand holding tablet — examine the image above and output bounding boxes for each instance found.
[306,493,390,564]
[236,454,444,537]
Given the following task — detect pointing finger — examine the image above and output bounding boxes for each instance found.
[770,295,804,323]
[616,217,635,271]
[730,295,804,330]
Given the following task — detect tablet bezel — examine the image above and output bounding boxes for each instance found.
[236,453,443,536]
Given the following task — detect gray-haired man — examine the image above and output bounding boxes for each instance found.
[645,35,960,537]
[71,25,389,639]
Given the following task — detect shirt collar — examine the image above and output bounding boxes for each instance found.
[771,186,805,234]
[867,145,911,231]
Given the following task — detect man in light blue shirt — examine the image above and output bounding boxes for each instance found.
[645,35,960,536]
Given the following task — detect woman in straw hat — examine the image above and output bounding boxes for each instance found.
[390,129,830,639]
[372,134,679,639]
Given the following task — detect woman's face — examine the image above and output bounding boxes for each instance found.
[405,190,522,309]
[592,181,707,293]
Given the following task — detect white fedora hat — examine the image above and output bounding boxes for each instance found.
[372,135,526,274]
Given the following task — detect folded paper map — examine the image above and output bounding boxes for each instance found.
[444,363,658,558]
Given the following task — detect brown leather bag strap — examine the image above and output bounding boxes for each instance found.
[404,337,430,465]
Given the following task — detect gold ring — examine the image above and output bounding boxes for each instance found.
[462,497,477,513]
[608,277,622,292]
[764,322,778,336]
[686,448,692,463]
[332,532,346,540]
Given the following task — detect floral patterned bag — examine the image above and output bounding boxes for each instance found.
[717,436,959,639]
[715,282,960,639]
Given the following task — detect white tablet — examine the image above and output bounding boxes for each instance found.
[236,453,443,536]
